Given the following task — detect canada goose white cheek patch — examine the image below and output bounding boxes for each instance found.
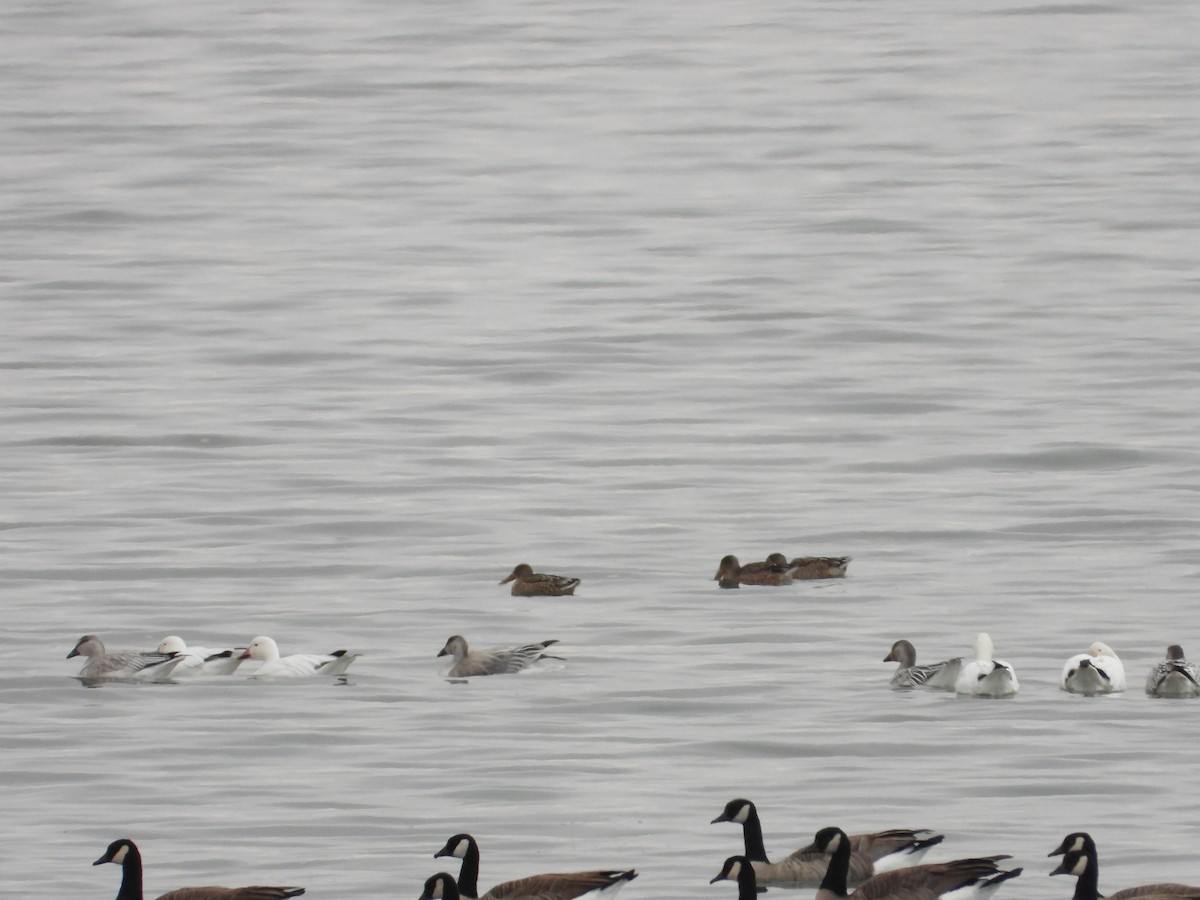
[727,861,742,879]
[732,806,750,824]
[111,844,128,865]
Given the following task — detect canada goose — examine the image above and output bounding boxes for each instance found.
[711,855,763,900]
[1145,645,1200,698]
[883,641,962,690]
[713,555,797,589]
[155,636,244,676]
[954,633,1018,697]
[711,799,944,888]
[237,636,358,677]
[422,873,465,900]
[433,833,637,900]
[499,563,580,596]
[801,827,1021,900]
[1048,832,1200,900]
[67,635,184,681]
[437,635,562,678]
[92,837,304,900]
[1060,643,1126,695]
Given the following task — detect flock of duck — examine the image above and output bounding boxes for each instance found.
[71,554,1200,900]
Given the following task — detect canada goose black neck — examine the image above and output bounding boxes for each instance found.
[1054,849,1100,900]
[815,828,851,899]
[95,838,144,900]
[737,804,770,863]
[712,856,760,900]
[435,834,480,899]
[712,800,770,863]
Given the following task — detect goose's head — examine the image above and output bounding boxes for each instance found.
[420,873,461,900]
[1167,644,1187,661]
[240,636,280,662]
[1087,642,1117,659]
[93,838,138,867]
[157,635,187,654]
[1049,850,1090,878]
[1048,832,1094,857]
[500,564,533,585]
[800,826,847,855]
[438,636,469,661]
[710,856,753,885]
[434,834,476,861]
[884,640,917,666]
[711,798,756,825]
[67,635,103,660]
[972,632,996,661]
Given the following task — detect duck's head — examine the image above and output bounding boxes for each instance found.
[500,564,533,584]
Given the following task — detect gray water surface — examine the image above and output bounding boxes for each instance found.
[4,1,1200,898]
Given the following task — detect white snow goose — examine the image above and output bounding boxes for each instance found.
[238,636,359,677]
[954,633,1018,697]
[1060,642,1126,695]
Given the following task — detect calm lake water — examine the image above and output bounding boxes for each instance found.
[4,1,1200,899]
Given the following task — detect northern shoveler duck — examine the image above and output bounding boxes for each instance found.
[713,554,796,588]
[499,563,580,596]
[778,553,851,579]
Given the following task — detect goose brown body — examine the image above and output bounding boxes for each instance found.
[433,833,636,900]
[802,827,1020,900]
[712,799,944,888]
[93,839,304,900]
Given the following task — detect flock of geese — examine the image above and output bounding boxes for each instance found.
[88,805,1200,900]
[63,632,568,682]
[885,635,1200,698]
[73,554,1200,900]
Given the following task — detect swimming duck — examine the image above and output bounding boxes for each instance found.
[713,555,797,588]
[499,563,580,596]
